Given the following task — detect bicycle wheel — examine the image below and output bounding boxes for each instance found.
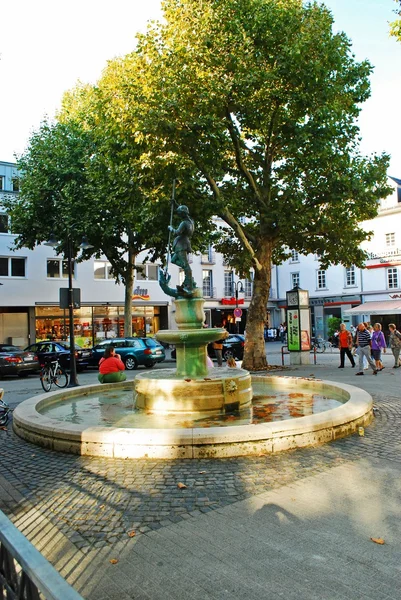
[40,367,52,392]
[54,367,68,388]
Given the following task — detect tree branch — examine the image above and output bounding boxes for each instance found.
[218,205,262,271]
[225,108,262,202]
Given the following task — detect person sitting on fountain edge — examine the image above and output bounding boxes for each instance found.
[98,345,127,384]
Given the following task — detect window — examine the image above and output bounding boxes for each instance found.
[345,266,356,287]
[290,250,299,262]
[94,261,112,280]
[201,245,215,264]
[135,264,159,281]
[224,271,234,296]
[386,233,395,247]
[0,214,9,233]
[202,270,213,297]
[0,257,26,277]
[291,272,300,288]
[244,278,253,297]
[387,268,398,289]
[317,270,326,289]
[11,177,19,192]
[0,177,3,191]
[47,258,74,279]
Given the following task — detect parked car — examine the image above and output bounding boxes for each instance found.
[24,341,91,372]
[171,334,246,361]
[88,337,166,370]
[0,344,40,378]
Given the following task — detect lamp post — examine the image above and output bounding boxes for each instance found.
[233,280,244,333]
[45,233,93,387]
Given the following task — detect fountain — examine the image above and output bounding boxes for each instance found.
[12,206,373,458]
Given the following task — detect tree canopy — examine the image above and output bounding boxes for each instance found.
[130,0,391,368]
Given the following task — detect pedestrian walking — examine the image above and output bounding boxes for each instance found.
[388,323,401,368]
[355,323,377,375]
[371,323,386,371]
[338,323,355,368]
[213,337,224,367]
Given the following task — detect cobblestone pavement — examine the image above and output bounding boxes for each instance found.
[0,353,400,598]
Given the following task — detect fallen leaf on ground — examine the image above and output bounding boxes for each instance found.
[0,427,7,431]
[258,453,267,457]
[184,379,192,382]
[177,482,187,489]
[127,530,136,537]
[370,537,385,545]
[109,558,119,564]
[99,504,105,509]
[198,471,206,474]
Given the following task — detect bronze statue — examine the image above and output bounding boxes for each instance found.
[168,205,196,294]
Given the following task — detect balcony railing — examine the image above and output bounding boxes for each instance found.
[202,286,216,298]
[0,509,83,600]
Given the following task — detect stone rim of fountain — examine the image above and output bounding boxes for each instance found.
[12,375,373,459]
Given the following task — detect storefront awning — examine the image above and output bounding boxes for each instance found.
[343,300,401,315]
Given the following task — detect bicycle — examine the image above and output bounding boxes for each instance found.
[0,392,12,426]
[311,337,328,353]
[40,359,69,392]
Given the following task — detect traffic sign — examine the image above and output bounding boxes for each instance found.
[233,308,242,318]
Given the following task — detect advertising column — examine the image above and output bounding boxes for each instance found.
[286,287,311,365]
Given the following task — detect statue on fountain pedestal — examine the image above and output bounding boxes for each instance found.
[159,204,200,299]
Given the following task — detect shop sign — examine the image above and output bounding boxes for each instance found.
[389,293,401,299]
[132,286,150,300]
[287,309,300,351]
[221,298,245,305]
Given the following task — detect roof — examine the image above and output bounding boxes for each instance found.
[343,300,401,315]
[389,176,401,187]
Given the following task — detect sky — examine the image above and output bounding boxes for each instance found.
[1,0,400,175]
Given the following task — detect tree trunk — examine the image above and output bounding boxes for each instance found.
[124,247,135,337]
[241,241,272,371]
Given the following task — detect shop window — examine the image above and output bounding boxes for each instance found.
[387,267,398,289]
[94,261,112,280]
[345,266,356,287]
[0,256,26,277]
[0,214,9,233]
[47,258,74,279]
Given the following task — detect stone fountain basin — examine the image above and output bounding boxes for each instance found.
[12,375,373,459]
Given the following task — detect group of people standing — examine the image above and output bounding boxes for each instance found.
[338,322,401,375]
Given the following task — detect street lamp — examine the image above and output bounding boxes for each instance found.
[233,280,244,333]
[45,233,93,387]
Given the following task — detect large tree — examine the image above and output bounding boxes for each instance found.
[125,0,391,369]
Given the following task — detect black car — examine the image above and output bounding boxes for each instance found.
[171,334,245,361]
[24,341,91,372]
[88,337,166,370]
[0,344,40,378]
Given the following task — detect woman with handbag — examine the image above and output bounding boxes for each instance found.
[388,324,401,368]
[371,323,386,371]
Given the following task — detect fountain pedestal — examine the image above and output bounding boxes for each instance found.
[134,295,252,414]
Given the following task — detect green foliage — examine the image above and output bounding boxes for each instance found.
[390,1,401,41]
[327,317,342,338]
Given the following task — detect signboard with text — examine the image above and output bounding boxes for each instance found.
[287,309,300,351]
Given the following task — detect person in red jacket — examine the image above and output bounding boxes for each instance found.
[98,345,126,383]
[338,323,356,369]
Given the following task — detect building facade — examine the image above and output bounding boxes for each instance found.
[1,159,400,346]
